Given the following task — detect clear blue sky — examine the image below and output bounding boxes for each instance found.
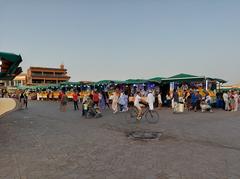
[0,0,239,84]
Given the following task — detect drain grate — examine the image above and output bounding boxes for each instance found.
[126,131,163,140]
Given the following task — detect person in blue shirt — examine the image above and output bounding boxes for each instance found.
[118,92,125,112]
[191,91,198,112]
[118,91,129,112]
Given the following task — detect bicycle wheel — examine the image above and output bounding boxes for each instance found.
[129,107,138,118]
[145,110,159,123]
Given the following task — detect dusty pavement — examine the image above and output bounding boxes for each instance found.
[0,101,240,179]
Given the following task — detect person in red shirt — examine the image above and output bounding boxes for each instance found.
[59,91,63,101]
[72,91,79,110]
[92,90,99,107]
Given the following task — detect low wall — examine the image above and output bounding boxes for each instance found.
[0,98,17,116]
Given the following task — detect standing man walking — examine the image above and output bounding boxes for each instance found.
[157,92,162,109]
[223,91,229,111]
[23,91,28,109]
[147,90,155,111]
[19,91,25,109]
[72,91,79,110]
[60,91,68,112]
[234,91,239,111]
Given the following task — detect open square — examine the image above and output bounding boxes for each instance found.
[0,101,240,179]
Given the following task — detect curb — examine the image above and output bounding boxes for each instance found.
[0,98,20,119]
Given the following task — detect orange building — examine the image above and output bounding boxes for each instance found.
[27,64,70,85]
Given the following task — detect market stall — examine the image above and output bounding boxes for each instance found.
[161,73,226,104]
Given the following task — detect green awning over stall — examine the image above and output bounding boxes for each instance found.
[113,80,126,84]
[60,81,94,87]
[125,79,149,84]
[161,73,227,84]
[162,73,205,83]
[207,78,227,83]
[60,82,82,86]
[94,80,126,85]
[95,80,114,85]
[149,77,165,84]
[168,73,199,79]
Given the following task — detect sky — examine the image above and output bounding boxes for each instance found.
[0,0,239,84]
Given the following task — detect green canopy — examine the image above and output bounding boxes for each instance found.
[207,78,227,84]
[0,52,22,64]
[168,73,199,79]
[113,80,126,85]
[94,80,125,85]
[125,79,149,84]
[0,52,23,80]
[17,84,59,91]
[220,87,240,92]
[30,86,44,90]
[149,77,165,84]
[17,85,37,90]
[94,80,114,85]
[60,81,94,87]
[162,73,205,83]
[16,85,28,90]
[60,82,82,86]
[47,84,60,89]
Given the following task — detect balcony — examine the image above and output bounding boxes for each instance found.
[31,74,70,80]
[31,74,68,78]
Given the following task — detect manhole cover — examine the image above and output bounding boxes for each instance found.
[126,131,163,140]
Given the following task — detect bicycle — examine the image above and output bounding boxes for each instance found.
[129,104,159,123]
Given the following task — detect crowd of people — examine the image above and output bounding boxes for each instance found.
[56,87,239,119]
[223,90,239,112]
[57,88,159,118]
[5,87,239,117]
[168,89,239,113]
[171,89,213,112]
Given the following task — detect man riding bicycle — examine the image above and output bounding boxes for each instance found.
[134,91,143,120]
[132,91,159,123]
[134,90,154,119]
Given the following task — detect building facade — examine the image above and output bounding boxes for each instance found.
[27,64,70,85]
[0,73,27,87]
[13,73,27,86]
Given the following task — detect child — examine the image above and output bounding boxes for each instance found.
[94,106,102,118]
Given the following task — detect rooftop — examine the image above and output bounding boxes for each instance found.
[29,66,67,71]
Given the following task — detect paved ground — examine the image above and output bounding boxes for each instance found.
[0,101,240,179]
